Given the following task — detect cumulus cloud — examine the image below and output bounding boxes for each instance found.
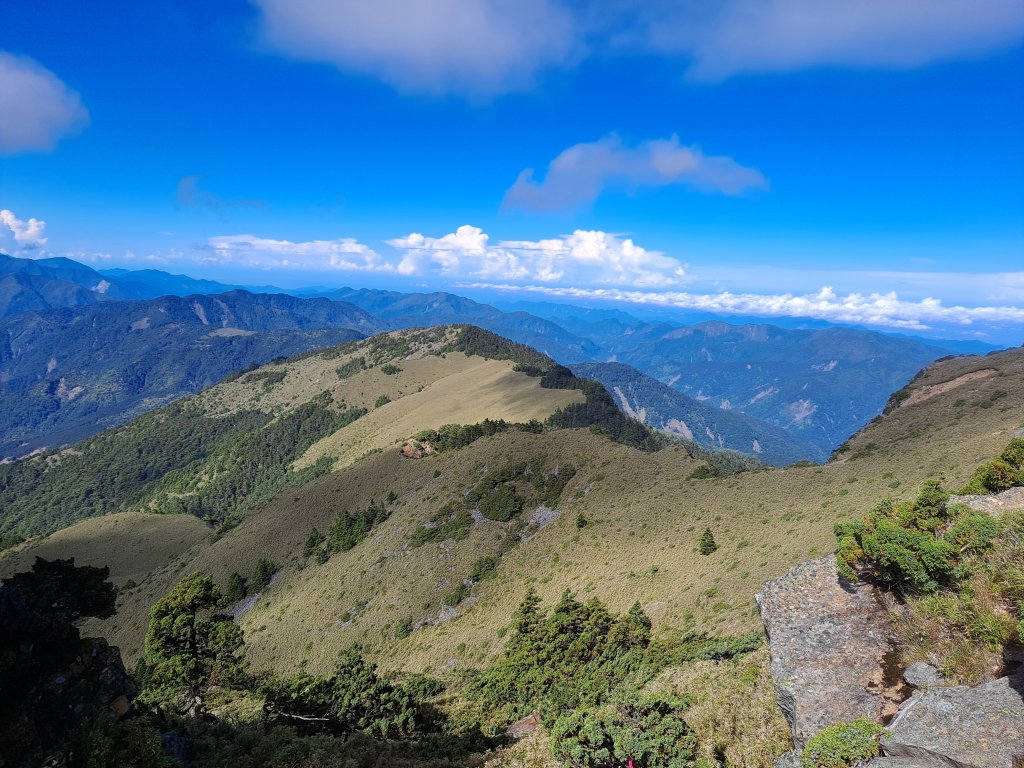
[252,0,577,96]
[248,1,1024,94]
[462,282,1024,333]
[0,52,88,154]
[504,134,767,212]
[387,225,688,287]
[0,209,47,247]
[206,234,393,272]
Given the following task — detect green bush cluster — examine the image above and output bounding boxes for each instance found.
[242,370,287,391]
[304,498,391,561]
[263,645,419,739]
[959,438,1024,494]
[801,719,885,767]
[225,572,248,604]
[467,590,654,725]
[835,480,998,593]
[409,504,473,548]
[412,419,531,452]
[551,692,697,768]
[334,356,366,380]
[251,559,278,591]
[697,528,717,555]
[466,459,577,521]
[380,363,403,375]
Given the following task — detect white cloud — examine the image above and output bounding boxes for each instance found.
[0,209,47,246]
[504,134,767,212]
[252,0,577,96]
[673,0,1024,82]
[462,282,1024,333]
[0,52,88,154]
[248,1,1024,95]
[206,234,394,272]
[387,225,688,287]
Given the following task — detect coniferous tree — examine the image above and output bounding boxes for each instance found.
[251,558,278,591]
[225,572,247,604]
[144,573,244,715]
[698,528,718,555]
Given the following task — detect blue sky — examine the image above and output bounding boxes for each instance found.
[1,0,1023,342]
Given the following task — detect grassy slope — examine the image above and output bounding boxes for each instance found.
[5,346,1020,686]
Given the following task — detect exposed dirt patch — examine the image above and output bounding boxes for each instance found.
[899,368,996,409]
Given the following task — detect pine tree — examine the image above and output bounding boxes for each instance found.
[251,558,278,591]
[144,573,244,715]
[225,572,247,604]
[698,527,718,555]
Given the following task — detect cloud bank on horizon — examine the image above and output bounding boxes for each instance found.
[197,221,1024,338]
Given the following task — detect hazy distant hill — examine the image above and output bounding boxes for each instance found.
[320,287,602,363]
[0,252,280,316]
[559,319,950,454]
[573,361,825,465]
[0,291,383,457]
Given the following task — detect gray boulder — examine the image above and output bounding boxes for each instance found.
[881,672,1024,767]
[757,555,902,747]
[774,750,801,768]
[903,662,944,689]
[948,486,1024,516]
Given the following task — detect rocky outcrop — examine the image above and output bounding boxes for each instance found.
[0,637,137,768]
[762,552,1024,767]
[880,672,1024,768]
[757,555,902,747]
[948,486,1024,516]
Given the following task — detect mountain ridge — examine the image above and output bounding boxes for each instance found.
[0,290,384,458]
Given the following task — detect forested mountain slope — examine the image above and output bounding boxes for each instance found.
[573,361,825,465]
[0,291,383,458]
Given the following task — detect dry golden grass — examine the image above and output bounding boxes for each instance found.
[0,512,210,584]
[294,353,583,470]
[648,647,791,766]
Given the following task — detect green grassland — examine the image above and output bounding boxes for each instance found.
[5,340,1021,697]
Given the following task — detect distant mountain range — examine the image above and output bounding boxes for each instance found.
[0,253,278,316]
[1,252,999,462]
[572,362,825,465]
[0,291,381,458]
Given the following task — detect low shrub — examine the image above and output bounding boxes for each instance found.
[801,719,885,767]
[550,692,697,768]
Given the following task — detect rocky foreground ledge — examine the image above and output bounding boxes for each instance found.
[760,550,1024,767]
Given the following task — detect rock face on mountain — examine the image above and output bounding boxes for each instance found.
[762,553,1024,766]
[880,672,1024,767]
[756,555,901,747]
